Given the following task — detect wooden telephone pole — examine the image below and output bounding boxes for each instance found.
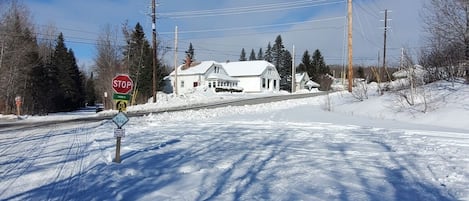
[347,0,353,92]
[174,26,178,95]
[292,45,296,93]
[382,9,388,81]
[152,0,158,103]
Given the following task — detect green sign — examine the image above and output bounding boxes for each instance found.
[113,93,131,100]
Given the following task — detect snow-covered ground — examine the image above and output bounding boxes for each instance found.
[0,80,468,201]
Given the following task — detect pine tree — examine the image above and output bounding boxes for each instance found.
[264,42,273,62]
[239,48,247,61]
[67,49,86,109]
[52,33,74,111]
[280,50,293,92]
[297,50,312,74]
[257,48,264,60]
[26,41,50,115]
[357,67,365,79]
[311,49,328,81]
[249,49,256,61]
[123,23,153,103]
[85,72,97,106]
[184,42,195,63]
[271,35,285,71]
[271,35,292,91]
[29,63,49,114]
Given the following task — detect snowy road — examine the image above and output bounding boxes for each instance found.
[1,82,469,201]
[1,107,468,200]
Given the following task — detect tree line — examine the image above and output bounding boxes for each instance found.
[2,0,467,115]
[0,1,170,115]
[0,2,86,115]
[236,35,331,91]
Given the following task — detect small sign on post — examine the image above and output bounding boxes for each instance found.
[15,96,21,116]
[111,74,133,163]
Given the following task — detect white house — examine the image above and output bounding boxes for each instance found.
[169,61,239,94]
[294,72,310,91]
[221,60,281,93]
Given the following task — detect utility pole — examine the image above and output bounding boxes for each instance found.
[152,0,158,103]
[347,0,353,92]
[382,9,390,81]
[291,45,296,93]
[174,26,178,95]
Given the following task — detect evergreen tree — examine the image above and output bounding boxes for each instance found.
[271,35,292,91]
[123,23,153,103]
[249,49,256,61]
[85,72,97,106]
[297,50,312,75]
[271,35,285,71]
[184,42,195,63]
[264,42,273,62]
[357,67,365,79]
[257,48,264,60]
[67,49,86,108]
[29,63,50,114]
[52,33,78,111]
[280,50,293,91]
[311,49,328,81]
[26,41,50,115]
[239,48,247,61]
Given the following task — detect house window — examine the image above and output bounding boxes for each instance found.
[267,79,271,89]
[208,82,212,88]
[181,81,184,88]
[262,78,266,88]
[273,80,277,89]
[193,82,198,87]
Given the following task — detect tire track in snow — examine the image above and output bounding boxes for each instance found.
[45,126,92,201]
[0,126,58,197]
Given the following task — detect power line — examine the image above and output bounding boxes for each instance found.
[159,0,345,19]
[159,16,345,35]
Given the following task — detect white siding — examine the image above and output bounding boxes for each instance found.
[174,75,202,94]
[236,77,261,92]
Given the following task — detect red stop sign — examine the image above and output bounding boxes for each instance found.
[112,74,133,94]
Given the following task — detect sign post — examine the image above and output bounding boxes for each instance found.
[15,96,21,116]
[111,74,133,163]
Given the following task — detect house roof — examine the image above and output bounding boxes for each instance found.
[295,72,309,83]
[220,60,275,77]
[392,64,426,79]
[171,61,218,76]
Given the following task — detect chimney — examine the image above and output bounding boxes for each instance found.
[183,55,192,70]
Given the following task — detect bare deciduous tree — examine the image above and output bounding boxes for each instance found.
[421,0,469,82]
[93,24,122,109]
[0,0,37,114]
[37,23,58,64]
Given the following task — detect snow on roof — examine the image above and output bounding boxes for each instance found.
[220,60,275,77]
[392,64,427,79]
[306,80,320,87]
[295,72,309,83]
[171,61,218,76]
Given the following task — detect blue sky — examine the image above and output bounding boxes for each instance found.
[25,0,425,72]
